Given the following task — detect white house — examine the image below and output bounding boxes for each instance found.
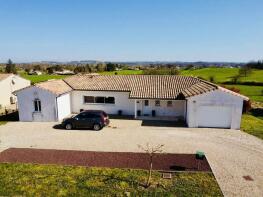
[15,74,249,129]
[0,73,31,107]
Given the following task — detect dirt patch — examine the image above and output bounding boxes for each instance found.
[0,148,212,172]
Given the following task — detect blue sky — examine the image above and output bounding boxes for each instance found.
[0,0,262,62]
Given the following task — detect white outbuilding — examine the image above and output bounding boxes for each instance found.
[15,80,72,121]
[15,75,249,129]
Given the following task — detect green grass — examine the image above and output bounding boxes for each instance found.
[181,67,239,83]
[241,114,263,140]
[181,68,263,102]
[181,67,263,83]
[20,73,68,84]
[0,163,222,196]
[0,121,7,126]
[99,69,143,75]
[224,85,263,102]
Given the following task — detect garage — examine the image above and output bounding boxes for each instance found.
[186,87,249,129]
[197,105,232,128]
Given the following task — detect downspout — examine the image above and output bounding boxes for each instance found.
[55,96,59,122]
[184,99,187,125]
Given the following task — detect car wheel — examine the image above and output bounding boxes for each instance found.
[93,124,101,131]
[65,123,73,130]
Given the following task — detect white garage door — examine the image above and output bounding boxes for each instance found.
[197,105,232,128]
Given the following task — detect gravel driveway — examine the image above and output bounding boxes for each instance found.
[0,120,263,197]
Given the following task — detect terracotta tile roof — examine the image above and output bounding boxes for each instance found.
[0,73,13,81]
[64,75,218,99]
[35,79,73,96]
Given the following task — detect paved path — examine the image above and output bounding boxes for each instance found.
[0,120,263,197]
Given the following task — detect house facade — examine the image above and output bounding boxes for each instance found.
[15,74,248,129]
[0,73,31,107]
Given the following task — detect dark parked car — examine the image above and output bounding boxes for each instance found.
[62,110,109,130]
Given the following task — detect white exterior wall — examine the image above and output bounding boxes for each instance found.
[0,75,30,107]
[17,86,57,121]
[57,93,71,120]
[71,91,135,115]
[186,90,244,129]
[136,100,186,118]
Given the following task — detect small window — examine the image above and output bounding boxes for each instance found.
[105,97,115,104]
[167,101,172,107]
[155,100,160,107]
[34,99,41,112]
[84,96,94,103]
[95,97,105,103]
[144,100,149,106]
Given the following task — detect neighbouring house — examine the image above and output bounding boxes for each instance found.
[0,73,31,107]
[54,70,74,75]
[14,74,249,129]
[28,70,42,75]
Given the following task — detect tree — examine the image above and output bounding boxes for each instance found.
[73,66,86,74]
[138,143,164,187]
[96,63,106,72]
[46,67,54,74]
[209,76,215,83]
[239,65,252,77]
[5,59,17,74]
[143,68,179,75]
[231,75,240,84]
[106,63,117,71]
[33,65,41,71]
[54,64,63,71]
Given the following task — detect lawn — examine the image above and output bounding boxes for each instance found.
[241,114,263,140]
[20,73,68,84]
[0,163,222,196]
[99,69,143,75]
[224,85,263,102]
[0,121,7,126]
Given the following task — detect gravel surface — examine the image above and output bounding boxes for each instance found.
[0,120,263,197]
[0,148,211,172]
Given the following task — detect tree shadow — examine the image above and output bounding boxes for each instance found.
[249,108,263,117]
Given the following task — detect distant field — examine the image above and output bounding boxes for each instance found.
[20,73,68,84]
[224,85,263,102]
[181,67,263,83]
[99,70,143,75]
[181,68,263,102]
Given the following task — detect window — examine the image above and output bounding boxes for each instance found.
[84,96,115,104]
[84,96,94,103]
[167,101,172,107]
[155,100,160,106]
[105,97,115,104]
[95,97,105,103]
[144,100,149,106]
[34,99,41,112]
